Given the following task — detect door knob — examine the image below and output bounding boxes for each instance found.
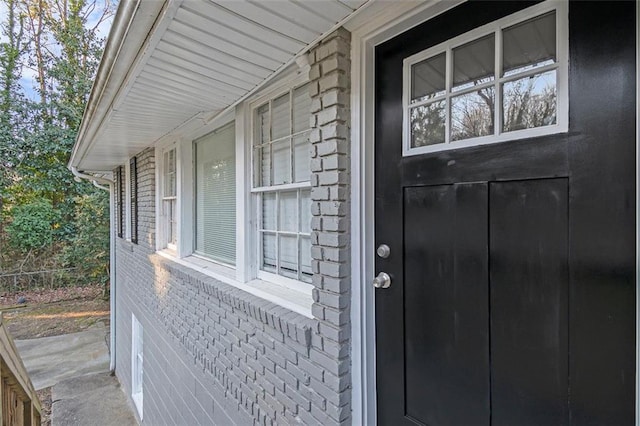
[373,272,392,289]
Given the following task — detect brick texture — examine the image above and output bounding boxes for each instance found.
[308,27,353,425]
[113,28,353,426]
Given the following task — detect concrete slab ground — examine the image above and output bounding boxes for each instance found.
[15,323,110,390]
[52,372,137,426]
[13,323,137,425]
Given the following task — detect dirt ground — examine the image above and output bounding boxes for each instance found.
[0,285,109,426]
[1,286,110,339]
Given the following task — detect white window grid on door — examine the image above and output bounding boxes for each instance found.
[402,1,568,157]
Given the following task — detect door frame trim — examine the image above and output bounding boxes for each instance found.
[636,0,639,423]
[349,1,465,424]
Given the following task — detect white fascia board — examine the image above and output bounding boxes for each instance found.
[72,1,384,172]
[70,0,175,171]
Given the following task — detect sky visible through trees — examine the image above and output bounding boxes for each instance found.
[0,0,115,294]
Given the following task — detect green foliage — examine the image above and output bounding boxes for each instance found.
[59,192,109,288]
[6,199,59,252]
[0,0,114,291]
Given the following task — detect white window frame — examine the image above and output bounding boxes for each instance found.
[153,70,315,317]
[131,314,143,420]
[156,142,180,252]
[402,1,568,157]
[248,77,314,294]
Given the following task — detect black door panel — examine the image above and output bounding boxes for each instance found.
[375,1,636,425]
[489,179,569,426]
[404,184,489,426]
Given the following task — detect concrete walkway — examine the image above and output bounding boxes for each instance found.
[14,323,137,425]
[15,323,110,390]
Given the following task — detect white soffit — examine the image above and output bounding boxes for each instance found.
[73,0,368,172]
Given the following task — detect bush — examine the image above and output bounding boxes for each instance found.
[59,192,109,292]
[6,199,59,252]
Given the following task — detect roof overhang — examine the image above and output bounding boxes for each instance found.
[69,0,387,172]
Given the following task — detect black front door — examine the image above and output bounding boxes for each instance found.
[374,2,636,425]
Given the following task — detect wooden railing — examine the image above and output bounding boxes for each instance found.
[0,313,41,425]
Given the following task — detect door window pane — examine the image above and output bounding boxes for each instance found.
[411,53,446,103]
[453,34,495,91]
[451,87,495,141]
[503,70,557,132]
[503,12,556,77]
[410,101,446,147]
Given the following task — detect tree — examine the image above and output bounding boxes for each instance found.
[0,0,114,290]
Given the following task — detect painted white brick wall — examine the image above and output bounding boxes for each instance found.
[112,28,355,426]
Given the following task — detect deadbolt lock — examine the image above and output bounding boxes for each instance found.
[376,244,391,259]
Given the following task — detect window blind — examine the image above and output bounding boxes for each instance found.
[195,123,236,265]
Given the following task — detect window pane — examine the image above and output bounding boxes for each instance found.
[195,124,236,265]
[262,233,276,272]
[165,199,176,246]
[262,193,276,231]
[164,149,176,197]
[254,146,270,187]
[299,189,311,233]
[451,87,495,141]
[503,12,556,77]
[256,104,269,145]
[300,236,312,282]
[503,70,556,132]
[279,235,298,279]
[272,139,290,185]
[411,53,446,103]
[410,101,446,147]
[293,84,311,134]
[272,94,290,140]
[453,34,495,91]
[293,132,310,183]
[279,191,297,232]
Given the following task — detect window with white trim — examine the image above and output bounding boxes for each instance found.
[161,148,177,250]
[131,314,143,420]
[403,3,567,155]
[253,83,313,284]
[194,123,236,266]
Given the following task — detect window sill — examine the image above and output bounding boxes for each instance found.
[156,250,313,318]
